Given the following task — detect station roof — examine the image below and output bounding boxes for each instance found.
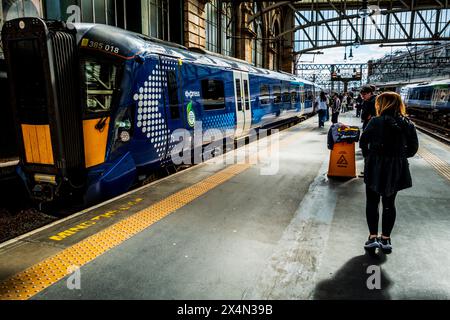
[292,0,446,9]
[73,23,310,84]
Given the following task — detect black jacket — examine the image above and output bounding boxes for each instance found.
[361,95,377,128]
[360,114,419,196]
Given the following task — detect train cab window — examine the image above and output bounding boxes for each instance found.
[167,70,180,119]
[201,79,225,111]
[260,84,270,105]
[273,85,281,104]
[9,39,48,122]
[82,58,119,115]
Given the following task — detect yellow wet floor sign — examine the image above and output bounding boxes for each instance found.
[328,142,356,178]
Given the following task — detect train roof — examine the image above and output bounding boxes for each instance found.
[403,79,450,89]
[72,23,309,84]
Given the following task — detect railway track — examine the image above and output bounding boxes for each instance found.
[0,114,312,244]
[410,117,450,145]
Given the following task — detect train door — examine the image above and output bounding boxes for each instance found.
[431,87,449,108]
[159,56,184,159]
[233,71,252,137]
[431,88,439,108]
[299,84,305,114]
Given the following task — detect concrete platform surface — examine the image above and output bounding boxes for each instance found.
[0,112,449,300]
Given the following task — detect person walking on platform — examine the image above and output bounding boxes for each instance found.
[359,92,419,254]
[316,91,329,128]
[341,93,348,113]
[331,93,341,124]
[355,94,363,118]
[360,85,377,130]
[326,93,331,122]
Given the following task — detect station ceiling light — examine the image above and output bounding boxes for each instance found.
[358,0,373,18]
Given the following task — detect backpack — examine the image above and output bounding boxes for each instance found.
[401,117,419,158]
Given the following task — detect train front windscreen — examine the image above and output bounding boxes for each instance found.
[9,39,49,124]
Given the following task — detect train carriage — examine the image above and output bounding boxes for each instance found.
[403,80,450,111]
[2,18,319,206]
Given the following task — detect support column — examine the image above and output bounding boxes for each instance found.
[280,5,295,73]
[0,1,3,58]
[235,3,255,63]
[184,0,206,49]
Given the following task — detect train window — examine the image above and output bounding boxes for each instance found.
[290,87,298,104]
[273,85,281,104]
[235,79,242,111]
[421,87,433,100]
[299,86,305,104]
[282,85,290,103]
[243,80,250,110]
[167,70,180,119]
[82,58,119,115]
[305,85,314,101]
[201,79,225,111]
[436,89,449,103]
[260,84,270,105]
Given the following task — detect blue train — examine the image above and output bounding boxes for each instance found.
[400,79,450,128]
[402,80,450,111]
[2,18,320,205]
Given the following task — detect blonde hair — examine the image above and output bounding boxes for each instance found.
[375,91,406,116]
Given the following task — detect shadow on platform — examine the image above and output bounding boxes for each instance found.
[313,253,393,300]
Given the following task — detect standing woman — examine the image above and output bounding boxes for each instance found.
[359,92,418,254]
[316,91,329,128]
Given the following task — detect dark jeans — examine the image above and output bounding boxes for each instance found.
[331,112,339,124]
[366,186,397,237]
[318,109,326,127]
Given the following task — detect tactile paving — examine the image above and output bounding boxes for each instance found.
[418,147,450,181]
[0,124,313,300]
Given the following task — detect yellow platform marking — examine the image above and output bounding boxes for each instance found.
[417,147,450,182]
[0,164,251,300]
[0,124,312,300]
[48,198,144,241]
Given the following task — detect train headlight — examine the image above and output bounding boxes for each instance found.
[119,131,131,142]
[34,174,57,185]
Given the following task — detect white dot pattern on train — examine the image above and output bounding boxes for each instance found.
[133,60,179,160]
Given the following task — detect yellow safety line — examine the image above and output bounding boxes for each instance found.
[0,164,251,300]
[417,147,450,182]
[0,124,313,300]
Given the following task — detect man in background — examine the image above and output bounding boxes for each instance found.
[360,85,377,130]
[331,93,341,124]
